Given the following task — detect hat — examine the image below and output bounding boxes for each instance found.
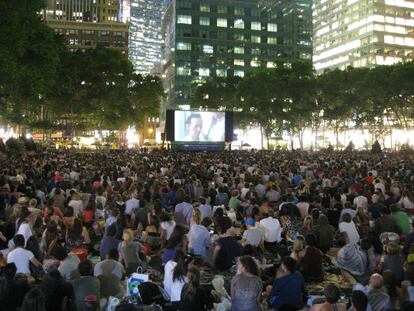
[246,218,255,226]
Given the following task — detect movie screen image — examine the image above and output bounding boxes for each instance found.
[174,111,226,142]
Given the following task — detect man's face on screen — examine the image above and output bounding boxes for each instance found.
[188,117,203,140]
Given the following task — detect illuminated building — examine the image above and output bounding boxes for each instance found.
[313,0,414,73]
[43,0,128,55]
[129,0,164,74]
[161,0,312,114]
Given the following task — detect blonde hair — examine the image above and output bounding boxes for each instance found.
[122,229,134,244]
[293,235,306,253]
[192,208,201,225]
[303,215,313,230]
[29,198,37,208]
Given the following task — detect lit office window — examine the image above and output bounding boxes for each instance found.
[177,15,192,24]
[217,5,227,14]
[216,69,227,77]
[251,59,260,67]
[267,23,277,32]
[177,67,191,76]
[199,68,210,77]
[267,37,277,44]
[251,21,261,30]
[234,59,245,66]
[251,48,260,55]
[200,4,210,12]
[234,70,244,77]
[234,19,244,29]
[177,42,191,50]
[235,7,244,15]
[203,45,214,53]
[200,16,210,26]
[251,35,261,43]
[217,18,227,27]
[234,46,244,54]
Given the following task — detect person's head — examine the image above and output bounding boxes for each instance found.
[122,229,134,243]
[52,245,68,261]
[369,273,384,289]
[186,113,203,140]
[3,263,17,280]
[201,217,212,228]
[385,242,400,256]
[303,215,313,229]
[13,234,25,248]
[305,233,317,247]
[215,207,224,218]
[245,217,255,228]
[356,206,365,216]
[324,283,341,304]
[237,255,259,276]
[192,208,201,225]
[342,213,352,223]
[293,235,306,253]
[63,206,74,217]
[380,206,391,216]
[280,256,297,273]
[107,248,119,261]
[106,223,117,237]
[351,290,368,311]
[78,260,93,276]
[319,213,329,226]
[390,204,400,214]
[166,225,186,249]
[20,287,46,311]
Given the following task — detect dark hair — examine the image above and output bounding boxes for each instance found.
[342,213,352,223]
[324,283,341,304]
[305,233,317,247]
[186,113,202,125]
[52,245,68,261]
[106,223,117,237]
[107,248,119,260]
[4,263,17,280]
[239,255,259,276]
[201,217,212,227]
[281,256,297,272]
[21,287,46,311]
[63,206,74,217]
[166,225,186,250]
[172,249,186,282]
[13,234,25,247]
[351,291,368,311]
[182,267,200,300]
[380,206,390,215]
[78,260,93,276]
[68,218,83,241]
[160,212,172,222]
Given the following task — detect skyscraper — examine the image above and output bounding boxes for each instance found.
[313,0,414,73]
[43,0,129,55]
[129,0,164,74]
[161,0,312,113]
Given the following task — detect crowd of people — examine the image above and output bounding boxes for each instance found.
[1,148,414,311]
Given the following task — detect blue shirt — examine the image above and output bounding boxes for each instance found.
[268,271,304,310]
[188,224,210,256]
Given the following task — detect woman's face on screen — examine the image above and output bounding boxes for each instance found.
[187,117,203,139]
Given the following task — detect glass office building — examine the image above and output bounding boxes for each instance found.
[129,0,164,74]
[161,0,312,113]
[313,0,414,73]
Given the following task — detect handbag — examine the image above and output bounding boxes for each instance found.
[126,267,149,297]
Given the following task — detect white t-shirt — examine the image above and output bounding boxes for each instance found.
[339,221,360,244]
[125,198,140,215]
[7,247,34,275]
[163,261,188,302]
[161,221,176,240]
[17,222,32,246]
[259,217,282,243]
[68,199,83,216]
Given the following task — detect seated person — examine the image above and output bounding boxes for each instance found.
[213,227,243,271]
[0,263,30,311]
[298,234,324,282]
[267,256,304,311]
[309,283,347,311]
[337,235,367,276]
[93,249,125,298]
[71,260,100,311]
[7,234,42,275]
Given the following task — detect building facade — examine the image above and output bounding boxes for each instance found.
[129,0,164,74]
[161,0,312,114]
[313,0,414,73]
[43,0,128,55]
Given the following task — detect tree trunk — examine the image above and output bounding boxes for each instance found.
[260,126,264,150]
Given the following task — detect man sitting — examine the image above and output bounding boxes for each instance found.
[94,249,125,298]
[7,234,42,275]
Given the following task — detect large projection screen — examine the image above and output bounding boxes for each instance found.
[174,111,226,142]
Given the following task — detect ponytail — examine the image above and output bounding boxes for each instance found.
[182,267,200,299]
[172,250,186,282]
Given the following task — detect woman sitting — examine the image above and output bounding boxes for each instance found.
[118,229,145,274]
[297,234,324,282]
